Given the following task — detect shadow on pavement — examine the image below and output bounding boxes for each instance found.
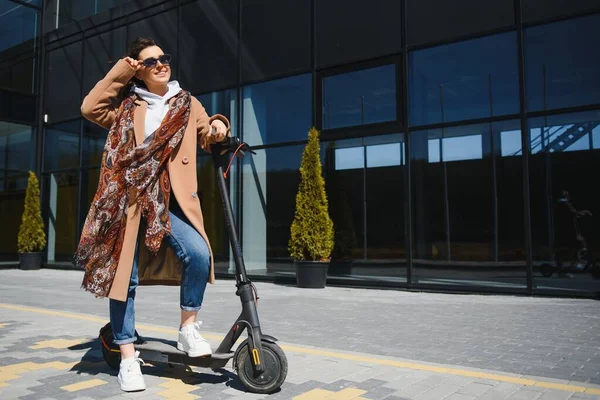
[66,339,252,393]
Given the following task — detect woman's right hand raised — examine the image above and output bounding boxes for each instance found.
[123,57,143,71]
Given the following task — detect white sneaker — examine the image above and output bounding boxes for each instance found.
[117,351,146,392]
[177,321,212,357]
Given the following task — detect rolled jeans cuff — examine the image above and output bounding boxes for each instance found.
[113,336,138,345]
[180,305,201,312]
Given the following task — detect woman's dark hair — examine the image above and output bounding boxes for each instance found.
[117,37,157,101]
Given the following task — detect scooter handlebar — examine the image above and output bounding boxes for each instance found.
[210,136,255,164]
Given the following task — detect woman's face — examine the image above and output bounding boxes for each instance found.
[136,45,171,87]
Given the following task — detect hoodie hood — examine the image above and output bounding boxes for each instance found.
[132,81,183,138]
[133,80,182,105]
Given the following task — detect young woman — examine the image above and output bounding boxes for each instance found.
[75,37,230,392]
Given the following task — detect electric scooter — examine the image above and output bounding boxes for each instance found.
[99,136,288,394]
[540,190,600,280]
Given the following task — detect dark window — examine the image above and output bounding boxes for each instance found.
[322,64,397,130]
[82,28,126,98]
[196,89,238,154]
[65,0,122,21]
[0,121,34,171]
[0,171,28,259]
[522,0,600,24]
[242,74,312,145]
[196,155,229,262]
[43,171,78,262]
[241,0,311,83]
[0,1,38,56]
[409,32,519,127]
[524,14,600,112]
[197,89,237,124]
[315,0,402,68]
[322,134,407,279]
[0,89,37,124]
[240,144,304,266]
[47,41,83,123]
[43,1,169,33]
[52,0,131,27]
[179,0,238,94]
[0,57,36,94]
[406,0,514,47]
[528,111,600,294]
[411,120,526,288]
[44,120,80,171]
[82,120,107,167]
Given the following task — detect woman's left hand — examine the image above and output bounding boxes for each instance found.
[210,120,228,142]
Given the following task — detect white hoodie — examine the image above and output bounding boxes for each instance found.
[133,81,182,138]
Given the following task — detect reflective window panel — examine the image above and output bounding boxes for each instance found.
[324,134,408,283]
[43,170,78,262]
[409,32,519,127]
[0,171,28,260]
[528,111,600,295]
[82,120,107,167]
[242,74,312,146]
[196,88,238,151]
[0,0,38,55]
[47,41,83,122]
[322,64,397,130]
[0,121,34,171]
[411,120,526,289]
[241,144,305,278]
[44,120,80,171]
[524,14,600,112]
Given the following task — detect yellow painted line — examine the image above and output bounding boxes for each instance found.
[0,323,7,328]
[0,372,20,382]
[0,303,222,340]
[294,388,335,399]
[2,302,600,396]
[60,378,107,392]
[325,388,368,399]
[38,361,79,370]
[156,390,199,399]
[30,338,88,350]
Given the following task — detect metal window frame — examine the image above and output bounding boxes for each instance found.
[315,54,403,134]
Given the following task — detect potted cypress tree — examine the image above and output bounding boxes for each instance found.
[288,127,334,288]
[17,171,46,270]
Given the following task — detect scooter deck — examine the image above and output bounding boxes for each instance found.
[134,337,234,369]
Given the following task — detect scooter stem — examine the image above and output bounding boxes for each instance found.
[212,140,249,285]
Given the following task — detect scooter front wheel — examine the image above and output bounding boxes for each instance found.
[235,340,288,394]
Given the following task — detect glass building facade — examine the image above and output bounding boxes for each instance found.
[1,0,599,297]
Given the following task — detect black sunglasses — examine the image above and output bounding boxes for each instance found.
[141,54,171,68]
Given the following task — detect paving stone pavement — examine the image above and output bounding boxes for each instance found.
[0,269,599,399]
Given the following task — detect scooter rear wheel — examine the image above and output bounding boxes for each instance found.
[99,323,121,370]
[235,340,288,394]
[99,322,143,371]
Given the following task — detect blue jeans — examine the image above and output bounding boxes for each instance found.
[109,208,211,345]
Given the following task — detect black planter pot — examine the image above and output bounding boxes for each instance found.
[294,260,329,288]
[19,252,43,270]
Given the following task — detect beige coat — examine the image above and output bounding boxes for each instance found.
[81,59,229,302]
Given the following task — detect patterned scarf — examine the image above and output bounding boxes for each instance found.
[76,90,191,298]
